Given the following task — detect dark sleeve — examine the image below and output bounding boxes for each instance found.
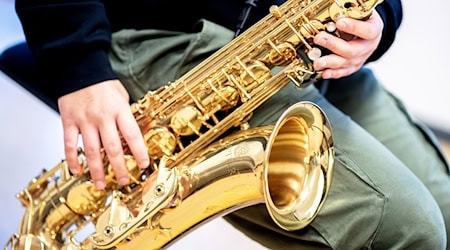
[367,0,403,62]
[15,0,117,98]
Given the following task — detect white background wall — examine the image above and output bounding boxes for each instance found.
[369,0,450,133]
[0,0,449,248]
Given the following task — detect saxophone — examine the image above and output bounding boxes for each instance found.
[5,0,381,249]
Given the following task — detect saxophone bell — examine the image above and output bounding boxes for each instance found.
[264,101,333,231]
[98,101,334,249]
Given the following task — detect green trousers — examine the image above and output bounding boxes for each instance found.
[109,20,450,249]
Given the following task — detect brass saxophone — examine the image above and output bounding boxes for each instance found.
[5,0,381,249]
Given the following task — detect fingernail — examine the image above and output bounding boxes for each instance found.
[316,36,327,46]
[139,159,150,169]
[95,181,106,190]
[314,59,326,70]
[322,71,332,79]
[118,177,130,186]
[338,19,348,30]
[317,59,326,68]
[70,167,80,175]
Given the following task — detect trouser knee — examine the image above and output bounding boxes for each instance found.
[373,187,447,250]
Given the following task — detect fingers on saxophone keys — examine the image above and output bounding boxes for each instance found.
[85,158,107,189]
[118,112,150,170]
[80,127,107,190]
[64,126,83,176]
[100,122,130,187]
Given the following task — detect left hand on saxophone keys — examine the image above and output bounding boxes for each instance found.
[313,11,384,79]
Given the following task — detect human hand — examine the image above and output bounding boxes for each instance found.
[58,80,150,190]
[313,11,384,79]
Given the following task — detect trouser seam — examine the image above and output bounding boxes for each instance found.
[386,91,450,173]
[332,146,387,249]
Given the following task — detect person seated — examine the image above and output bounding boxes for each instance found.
[1,0,449,249]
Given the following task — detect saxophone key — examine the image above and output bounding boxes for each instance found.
[143,127,177,159]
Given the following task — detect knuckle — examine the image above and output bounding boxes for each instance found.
[366,26,379,40]
[86,108,108,122]
[84,147,99,158]
[345,48,358,58]
[64,142,78,152]
[352,58,363,67]
[63,134,78,148]
[122,130,140,142]
[345,21,354,33]
[104,142,122,157]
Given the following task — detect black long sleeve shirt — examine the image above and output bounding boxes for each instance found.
[15,0,403,98]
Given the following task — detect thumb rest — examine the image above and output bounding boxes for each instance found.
[5,0,381,249]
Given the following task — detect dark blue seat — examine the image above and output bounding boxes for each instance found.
[0,42,59,112]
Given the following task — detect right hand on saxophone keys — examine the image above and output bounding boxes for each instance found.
[58,79,150,190]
